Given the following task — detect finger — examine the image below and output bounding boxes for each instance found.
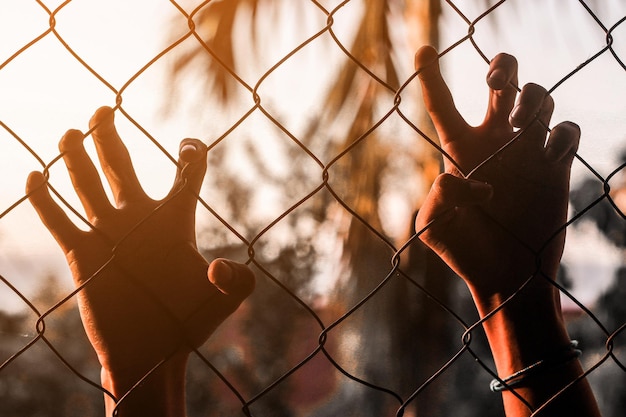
[416,174,492,241]
[509,83,553,129]
[167,139,208,210]
[26,171,83,253]
[484,53,518,128]
[59,129,113,219]
[545,121,580,164]
[510,83,554,148]
[208,258,255,299]
[414,45,468,141]
[535,90,555,129]
[89,106,145,205]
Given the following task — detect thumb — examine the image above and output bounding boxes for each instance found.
[168,138,208,207]
[416,174,493,235]
[208,258,256,300]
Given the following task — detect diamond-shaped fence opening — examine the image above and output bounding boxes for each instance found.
[0,1,624,416]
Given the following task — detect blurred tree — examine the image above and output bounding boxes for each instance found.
[165,1,463,416]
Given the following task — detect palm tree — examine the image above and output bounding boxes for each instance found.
[166,0,449,416]
[162,0,478,417]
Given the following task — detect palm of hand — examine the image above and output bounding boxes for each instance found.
[441,125,570,292]
[69,199,220,375]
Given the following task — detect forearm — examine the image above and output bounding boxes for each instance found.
[470,283,601,417]
[101,355,188,417]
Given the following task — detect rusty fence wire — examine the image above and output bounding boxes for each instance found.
[0,0,625,416]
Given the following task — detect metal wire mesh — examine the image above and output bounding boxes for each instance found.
[0,0,625,416]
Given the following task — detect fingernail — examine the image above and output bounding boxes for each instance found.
[214,259,233,285]
[179,143,201,162]
[509,104,525,124]
[487,68,506,89]
[180,143,196,154]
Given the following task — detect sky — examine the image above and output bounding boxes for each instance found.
[0,0,625,312]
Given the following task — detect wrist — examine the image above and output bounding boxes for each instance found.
[470,283,599,416]
[468,279,569,375]
[101,353,189,417]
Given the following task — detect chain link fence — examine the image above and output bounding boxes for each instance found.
[0,0,625,416]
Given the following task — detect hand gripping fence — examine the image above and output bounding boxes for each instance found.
[0,1,625,416]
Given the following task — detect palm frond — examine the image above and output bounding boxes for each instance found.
[168,0,265,103]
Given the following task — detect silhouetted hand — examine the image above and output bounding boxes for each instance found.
[414,46,578,303]
[413,46,600,417]
[27,106,254,416]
